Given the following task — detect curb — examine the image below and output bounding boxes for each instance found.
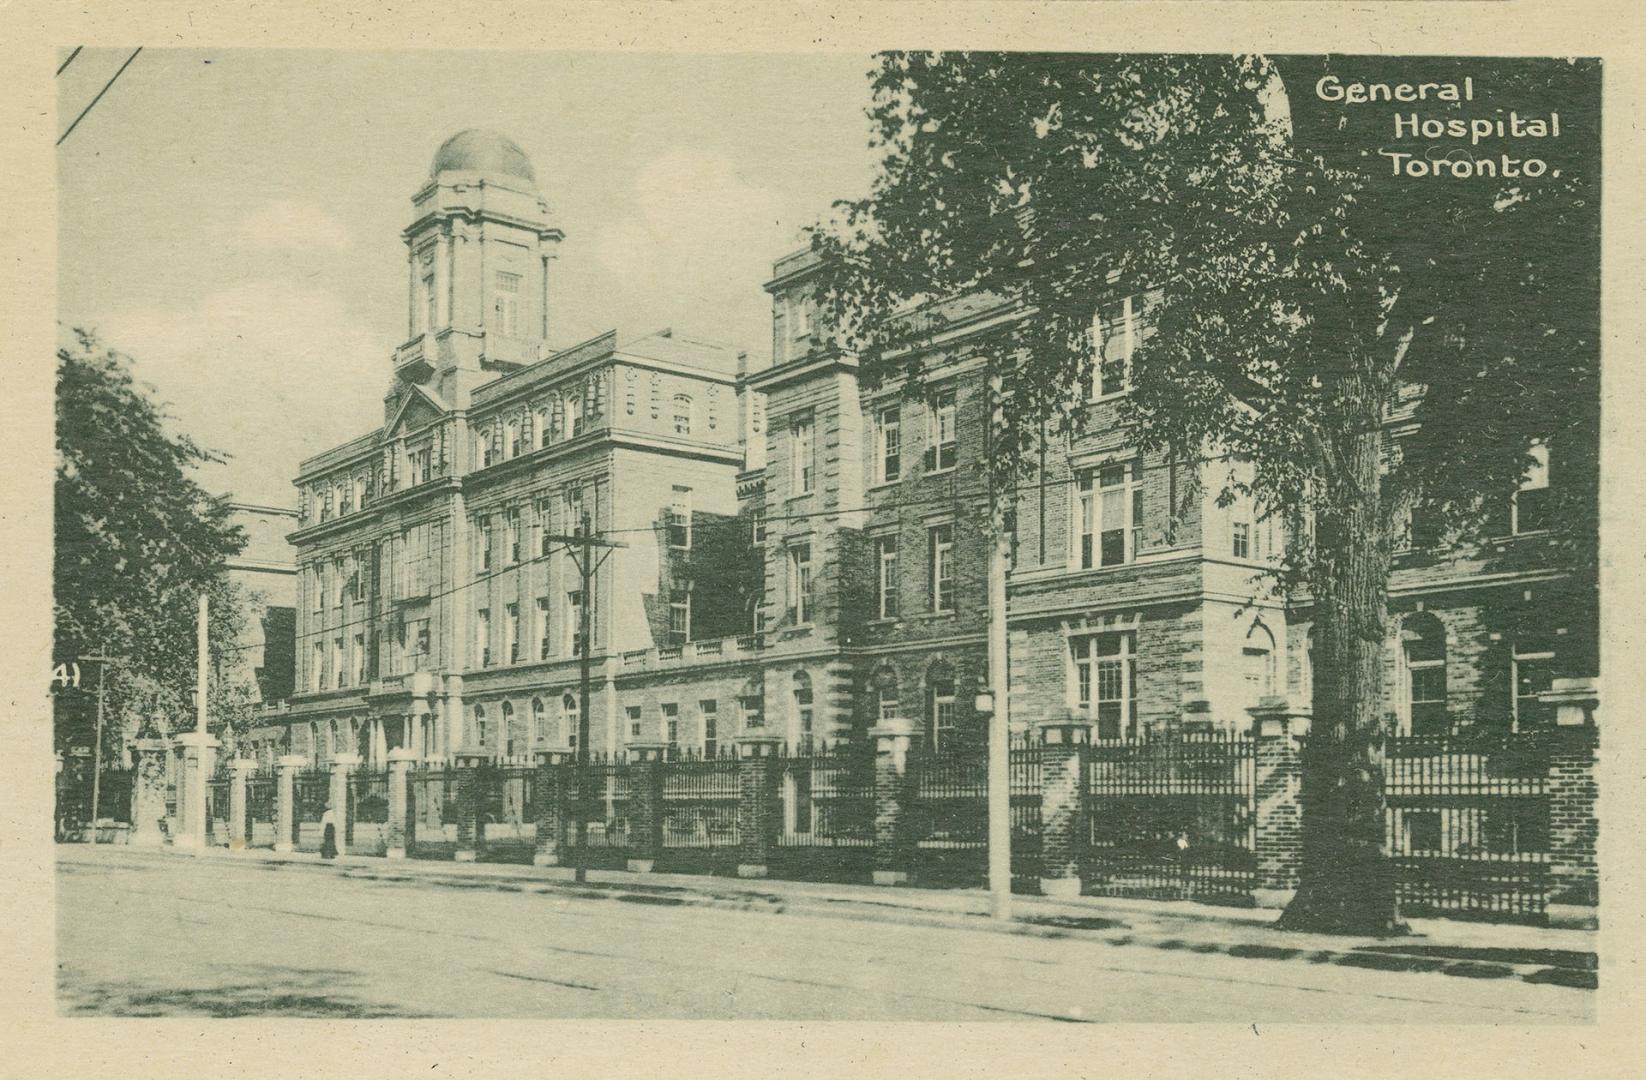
[68,845,1598,990]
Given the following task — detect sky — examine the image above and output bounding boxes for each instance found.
[58,49,880,507]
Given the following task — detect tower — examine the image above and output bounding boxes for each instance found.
[390,129,565,414]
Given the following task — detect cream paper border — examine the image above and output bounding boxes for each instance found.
[2,2,1642,1075]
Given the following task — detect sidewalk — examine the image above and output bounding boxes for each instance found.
[92,843,1599,990]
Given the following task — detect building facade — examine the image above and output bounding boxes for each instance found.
[252,129,1597,767]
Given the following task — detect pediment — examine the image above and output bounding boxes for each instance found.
[386,385,449,438]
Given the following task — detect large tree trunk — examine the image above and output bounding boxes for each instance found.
[1277,396,1404,936]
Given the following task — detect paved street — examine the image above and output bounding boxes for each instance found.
[58,847,1592,1022]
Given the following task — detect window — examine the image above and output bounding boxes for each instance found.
[668,591,691,644]
[673,395,694,435]
[478,429,493,469]
[926,390,957,471]
[311,641,323,691]
[408,444,431,487]
[627,705,643,740]
[331,637,344,687]
[333,558,346,608]
[876,405,902,483]
[792,673,814,753]
[1232,521,1251,559]
[562,488,586,536]
[929,524,955,612]
[537,597,552,660]
[353,633,366,687]
[493,270,521,336]
[752,509,767,544]
[700,700,718,759]
[562,693,580,749]
[1403,614,1448,736]
[877,684,900,722]
[1513,442,1552,535]
[787,543,814,624]
[422,272,437,335]
[475,608,491,668]
[507,507,522,564]
[668,487,692,549]
[929,679,956,751]
[791,417,815,494]
[563,394,583,440]
[1075,462,1143,569]
[1512,634,1556,730]
[1090,295,1137,399]
[505,602,520,663]
[1405,811,1443,853]
[502,701,518,756]
[791,295,814,341]
[1073,632,1137,740]
[311,566,323,613]
[739,694,764,730]
[876,535,900,619]
[410,619,431,668]
[473,705,488,750]
[477,516,493,572]
[532,698,549,743]
[1242,623,1276,713]
[506,418,521,460]
[565,590,584,656]
[663,703,680,759]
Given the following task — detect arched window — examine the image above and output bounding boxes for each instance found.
[791,671,814,751]
[534,407,550,449]
[1243,622,1277,713]
[925,659,957,751]
[532,697,548,743]
[673,394,694,435]
[563,394,583,439]
[501,701,517,756]
[561,693,579,751]
[474,705,488,750]
[1402,613,1448,735]
[327,719,340,761]
[309,722,321,765]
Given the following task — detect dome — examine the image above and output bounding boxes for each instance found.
[429,129,536,184]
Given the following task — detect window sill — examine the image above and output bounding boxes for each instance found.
[923,466,957,479]
[868,479,901,492]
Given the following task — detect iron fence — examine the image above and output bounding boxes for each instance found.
[778,745,874,848]
[291,769,331,852]
[661,757,741,848]
[1082,731,1257,903]
[478,765,537,861]
[246,769,278,847]
[1010,743,1045,881]
[408,767,460,856]
[910,748,987,850]
[566,761,631,850]
[348,769,391,855]
[1384,729,1552,924]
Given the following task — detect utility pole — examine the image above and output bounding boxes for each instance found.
[192,591,209,848]
[543,510,625,883]
[985,371,1013,921]
[81,648,125,842]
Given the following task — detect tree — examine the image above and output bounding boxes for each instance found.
[813,53,1597,934]
[55,327,250,757]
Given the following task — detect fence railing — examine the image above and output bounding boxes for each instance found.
[778,745,874,848]
[662,757,741,848]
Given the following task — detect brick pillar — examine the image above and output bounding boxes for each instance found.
[1541,678,1598,928]
[275,754,304,853]
[1035,716,1095,898]
[735,734,784,878]
[172,732,219,850]
[129,737,170,848]
[329,752,360,857]
[386,747,418,859]
[625,742,668,873]
[532,749,573,867]
[871,717,921,886]
[452,751,493,862]
[228,758,256,852]
[1248,698,1309,910]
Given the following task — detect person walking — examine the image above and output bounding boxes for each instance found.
[320,803,338,859]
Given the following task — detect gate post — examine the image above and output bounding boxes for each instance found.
[129,737,171,847]
[1035,716,1095,898]
[625,742,668,873]
[228,757,256,852]
[734,734,784,878]
[386,747,419,859]
[452,751,493,862]
[1249,698,1309,910]
[1541,678,1599,928]
[171,732,219,850]
[275,754,304,853]
[870,717,921,886]
[329,752,360,857]
[532,749,573,867]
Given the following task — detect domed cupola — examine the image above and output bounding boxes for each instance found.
[429,129,538,186]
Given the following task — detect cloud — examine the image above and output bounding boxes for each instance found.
[238,199,356,254]
[97,280,386,507]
